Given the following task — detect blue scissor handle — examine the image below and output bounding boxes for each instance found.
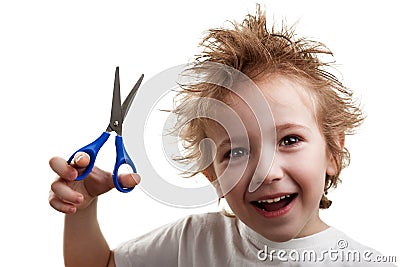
[113,135,136,193]
[67,132,111,181]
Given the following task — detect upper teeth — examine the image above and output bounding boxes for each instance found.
[257,194,291,204]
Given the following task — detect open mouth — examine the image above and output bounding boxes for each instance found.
[250,193,298,212]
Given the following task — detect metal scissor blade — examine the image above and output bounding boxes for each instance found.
[108,66,123,134]
[121,74,144,121]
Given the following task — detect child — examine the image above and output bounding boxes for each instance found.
[49,6,396,266]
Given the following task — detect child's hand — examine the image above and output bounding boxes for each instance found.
[48,153,140,214]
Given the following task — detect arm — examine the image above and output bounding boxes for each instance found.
[64,198,115,267]
[49,154,139,267]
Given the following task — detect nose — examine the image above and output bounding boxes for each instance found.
[248,152,283,192]
[264,154,284,184]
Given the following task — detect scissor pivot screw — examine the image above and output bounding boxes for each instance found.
[113,121,119,127]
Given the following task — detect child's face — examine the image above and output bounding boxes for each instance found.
[207,75,336,242]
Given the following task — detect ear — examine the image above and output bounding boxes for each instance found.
[326,156,337,176]
[338,132,345,150]
[326,132,345,176]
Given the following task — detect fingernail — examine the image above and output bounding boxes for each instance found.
[70,169,77,180]
[132,174,141,184]
[76,195,83,204]
[69,207,76,213]
[75,154,84,163]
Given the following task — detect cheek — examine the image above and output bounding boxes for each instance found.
[223,178,252,217]
[213,156,255,196]
[288,147,327,191]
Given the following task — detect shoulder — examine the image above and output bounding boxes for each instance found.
[328,227,378,251]
[325,227,396,266]
[170,211,240,239]
[178,211,236,227]
[113,212,240,267]
[115,211,236,247]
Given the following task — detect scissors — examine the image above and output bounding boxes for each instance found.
[67,67,143,193]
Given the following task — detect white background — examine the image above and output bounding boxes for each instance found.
[1,0,399,265]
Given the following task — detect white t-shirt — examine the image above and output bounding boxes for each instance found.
[114,212,395,266]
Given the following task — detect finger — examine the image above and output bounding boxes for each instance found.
[80,166,115,197]
[49,157,78,181]
[118,173,141,188]
[51,179,84,205]
[71,152,90,168]
[49,195,77,214]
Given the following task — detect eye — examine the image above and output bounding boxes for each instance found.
[225,147,249,159]
[279,135,301,147]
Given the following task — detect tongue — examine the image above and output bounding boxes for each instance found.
[263,197,292,212]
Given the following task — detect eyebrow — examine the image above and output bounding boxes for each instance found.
[275,123,311,133]
[216,136,249,151]
[216,139,230,152]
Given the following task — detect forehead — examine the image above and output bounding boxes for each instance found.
[205,75,319,139]
[254,75,317,121]
[234,75,317,125]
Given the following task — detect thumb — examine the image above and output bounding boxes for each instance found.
[72,152,91,168]
[84,169,141,196]
[118,173,141,189]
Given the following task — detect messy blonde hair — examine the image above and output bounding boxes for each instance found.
[173,5,364,209]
